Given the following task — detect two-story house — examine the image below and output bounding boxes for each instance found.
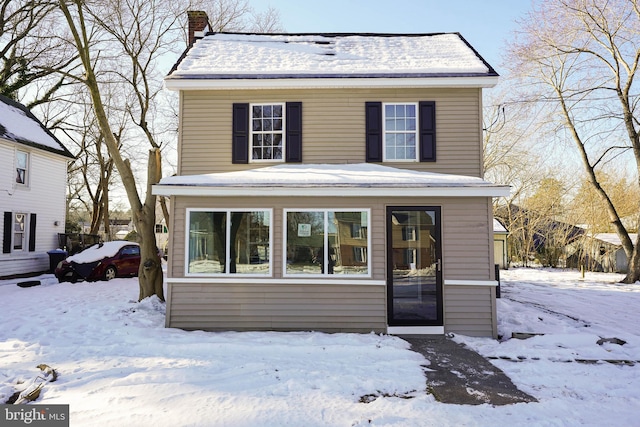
[0,95,74,278]
[154,12,509,337]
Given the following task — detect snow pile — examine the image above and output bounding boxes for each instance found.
[1,268,639,426]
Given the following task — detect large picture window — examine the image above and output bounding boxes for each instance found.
[251,103,284,162]
[187,209,271,275]
[285,209,370,276]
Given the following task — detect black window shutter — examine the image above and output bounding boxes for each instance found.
[3,212,11,254]
[365,102,383,162]
[28,213,36,252]
[419,101,436,162]
[232,103,249,164]
[285,102,302,162]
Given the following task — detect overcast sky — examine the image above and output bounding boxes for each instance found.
[251,0,534,74]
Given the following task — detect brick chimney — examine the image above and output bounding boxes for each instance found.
[187,11,210,46]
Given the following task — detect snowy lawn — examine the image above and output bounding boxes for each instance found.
[1,268,639,426]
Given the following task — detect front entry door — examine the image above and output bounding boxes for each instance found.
[386,207,443,326]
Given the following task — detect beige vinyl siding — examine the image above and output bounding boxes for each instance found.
[166,195,495,334]
[178,88,483,177]
[444,285,497,337]
[167,282,386,333]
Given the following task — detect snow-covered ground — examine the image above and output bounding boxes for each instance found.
[1,268,638,426]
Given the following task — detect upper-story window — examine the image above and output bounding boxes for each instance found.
[251,103,284,162]
[16,150,28,185]
[384,103,417,161]
[366,101,436,163]
[233,102,302,164]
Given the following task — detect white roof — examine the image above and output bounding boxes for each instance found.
[592,233,637,247]
[0,95,73,157]
[153,163,510,198]
[494,218,508,233]
[166,33,498,89]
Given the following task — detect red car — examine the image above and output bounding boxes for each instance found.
[55,241,142,283]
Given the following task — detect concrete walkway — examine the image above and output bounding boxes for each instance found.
[402,336,537,406]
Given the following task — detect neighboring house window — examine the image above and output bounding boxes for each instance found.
[186,209,271,275]
[353,246,367,263]
[16,150,28,185]
[402,225,418,241]
[155,224,167,233]
[232,102,302,164]
[351,223,366,239]
[251,103,284,161]
[384,103,418,161]
[365,101,436,162]
[285,209,370,276]
[2,212,36,253]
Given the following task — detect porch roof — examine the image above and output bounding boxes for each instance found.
[153,163,510,198]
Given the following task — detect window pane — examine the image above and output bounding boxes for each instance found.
[331,212,369,275]
[231,211,270,274]
[253,106,262,118]
[385,118,395,131]
[273,104,282,117]
[385,104,395,117]
[263,119,273,131]
[273,118,283,131]
[273,134,283,147]
[16,152,27,168]
[252,118,262,131]
[286,211,324,275]
[263,105,272,117]
[406,104,416,116]
[407,118,416,131]
[188,211,226,274]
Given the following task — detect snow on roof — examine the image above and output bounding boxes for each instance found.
[160,163,492,187]
[494,218,508,233]
[592,233,638,247]
[168,33,496,80]
[154,163,510,198]
[68,241,138,264]
[0,95,73,158]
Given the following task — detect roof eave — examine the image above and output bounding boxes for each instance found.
[164,75,499,90]
[153,184,510,198]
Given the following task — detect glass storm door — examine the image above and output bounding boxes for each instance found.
[386,207,443,326]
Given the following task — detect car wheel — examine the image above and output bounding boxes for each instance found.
[104,266,117,281]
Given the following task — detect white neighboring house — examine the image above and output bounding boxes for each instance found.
[0,95,74,278]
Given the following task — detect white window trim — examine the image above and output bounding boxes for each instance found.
[15,149,30,187]
[185,208,273,277]
[249,102,286,164]
[283,208,372,278]
[382,102,419,162]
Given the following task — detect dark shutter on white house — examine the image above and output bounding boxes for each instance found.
[285,102,302,162]
[28,213,36,252]
[419,101,436,162]
[3,212,11,254]
[232,103,249,164]
[365,102,383,162]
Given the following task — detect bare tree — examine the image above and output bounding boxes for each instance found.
[508,0,640,282]
[58,0,165,300]
[0,0,77,105]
